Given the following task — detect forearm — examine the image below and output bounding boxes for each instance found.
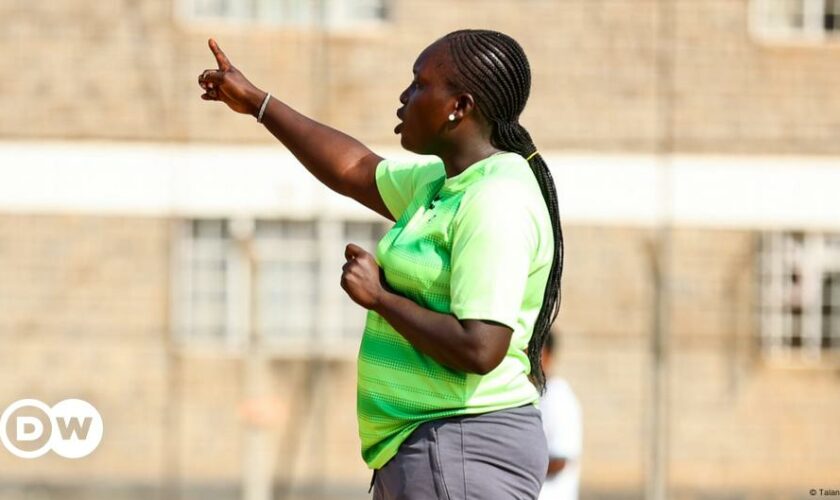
[257,94,380,196]
[372,290,489,374]
[198,40,379,197]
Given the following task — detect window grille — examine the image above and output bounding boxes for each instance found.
[182,0,387,27]
[758,232,840,362]
[751,0,840,41]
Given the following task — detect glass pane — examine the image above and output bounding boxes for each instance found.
[826,0,840,31]
[257,257,318,340]
[765,0,804,29]
[190,0,387,26]
[256,219,316,240]
[184,220,230,340]
[343,221,390,255]
[193,219,227,239]
[192,0,226,17]
[254,219,319,340]
[327,0,386,25]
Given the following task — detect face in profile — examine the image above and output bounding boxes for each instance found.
[395,41,457,155]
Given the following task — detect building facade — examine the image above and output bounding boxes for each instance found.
[1,1,839,499]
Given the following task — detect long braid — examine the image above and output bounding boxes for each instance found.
[444,29,565,394]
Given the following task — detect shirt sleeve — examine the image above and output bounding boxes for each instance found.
[375,157,442,221]
[449,181,539,331]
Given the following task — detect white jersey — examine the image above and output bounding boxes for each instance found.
[539,377,582,500]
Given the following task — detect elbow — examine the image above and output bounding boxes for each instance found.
[458,320,511,375]
[340,152,380,197]
[466,350,506,375]
[471,363,496,376]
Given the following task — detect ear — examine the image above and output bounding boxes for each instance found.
[451,93,477,120]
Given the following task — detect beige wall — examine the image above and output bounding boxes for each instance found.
[1,216,838,499]
[2,0,840,153]
[2,0,839,498]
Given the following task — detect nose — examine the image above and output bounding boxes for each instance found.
[399,85,410,105]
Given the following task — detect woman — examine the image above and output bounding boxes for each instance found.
[199,29,564,500]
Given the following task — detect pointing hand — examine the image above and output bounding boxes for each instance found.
[198,38,266,117]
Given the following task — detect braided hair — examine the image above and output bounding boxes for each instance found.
[443,29,564,394]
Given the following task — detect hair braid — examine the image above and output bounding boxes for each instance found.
[444,29,564,394]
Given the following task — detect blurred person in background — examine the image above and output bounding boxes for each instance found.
[198,29,564,500]
[539,331,582,500]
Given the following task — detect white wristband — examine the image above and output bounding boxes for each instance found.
[256,93,271,123]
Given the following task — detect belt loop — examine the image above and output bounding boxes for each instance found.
[368,469,377,494]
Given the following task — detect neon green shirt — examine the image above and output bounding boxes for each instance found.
[357,151,554,469]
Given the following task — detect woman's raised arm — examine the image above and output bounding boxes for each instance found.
[198,38,393,221]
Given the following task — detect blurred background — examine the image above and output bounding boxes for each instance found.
[1,0,839,499]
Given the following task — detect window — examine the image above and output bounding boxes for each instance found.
[173,217,390,354]
[757,232,840,362]
[182,0,388,27]
[254,220,320,343]
[751,0,840,41]
[181,219,230,342]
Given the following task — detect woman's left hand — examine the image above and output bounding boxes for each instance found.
[341,243,388,310]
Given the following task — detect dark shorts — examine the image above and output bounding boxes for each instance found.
[371,404,548,500]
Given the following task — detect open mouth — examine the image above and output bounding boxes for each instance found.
[395,108,404,134]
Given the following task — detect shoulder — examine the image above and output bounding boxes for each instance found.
[376,155,445,185]
[463,154,543,206]
[455,158,547,233]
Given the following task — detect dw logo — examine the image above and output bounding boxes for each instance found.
[0,399,104,459]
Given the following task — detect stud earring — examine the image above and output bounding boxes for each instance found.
[448,113,456,122]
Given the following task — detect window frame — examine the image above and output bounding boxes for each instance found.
[175,0,390,30]
[757,232,840,365]
[750,0,840,44]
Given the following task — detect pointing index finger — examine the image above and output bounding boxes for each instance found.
[208,38,231,70]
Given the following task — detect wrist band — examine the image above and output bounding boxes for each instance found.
[256,93,271,123]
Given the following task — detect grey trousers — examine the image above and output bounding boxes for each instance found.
[370,404,548,500]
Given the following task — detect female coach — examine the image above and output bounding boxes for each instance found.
[198,29,564,500]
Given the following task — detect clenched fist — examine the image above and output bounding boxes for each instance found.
[341,243,392,310]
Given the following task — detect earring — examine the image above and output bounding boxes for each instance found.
[448,113,456,122]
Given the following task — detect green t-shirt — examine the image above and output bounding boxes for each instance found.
[357,151,554,469]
